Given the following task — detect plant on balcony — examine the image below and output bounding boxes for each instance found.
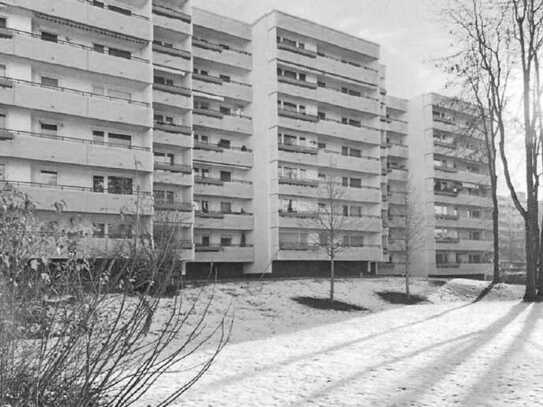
[0,186,232,407]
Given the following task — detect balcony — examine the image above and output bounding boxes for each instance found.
[0,129,152,171]
[154,171,192,186]
[317,151,381,174]
[436,239,493,252]
[10,0,150,40]
[192,38,252,70]
[436,192,492,208]
[192,111,252,135]
[278,212,381,232]
[388,143,408,159]
[278,143,318,155]
[388,192,407,206]
[278,115,380,145]
[154,201,193,212]
[276,48,379,85]
[154,128,192,149]
[153,162,192,173]
[152,4,191,35]
[315,87,380,115]
[2,181,153,215]
[388,119,408,134]
[195,213,254,230]
[278,108,319,123]
[434,168,491,186]
[0,78,150,127]
[192,76,252,102]
[153,84,191,110]
[435,216,492,230]
[0,29,150,83]
[154,122,192,136]
[193,146,253,168]
[388,168,408,182]
[278,176,320,188]
[277,244,382,262]
[433,263,491,276]
[194,245,255,262]
[194,178,253,199]
[153,44,191,71]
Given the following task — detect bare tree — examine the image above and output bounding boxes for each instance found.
[403,184,426,299]
[444,0,543,300]
[0,184,232,406]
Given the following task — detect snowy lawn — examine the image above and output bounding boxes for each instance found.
[133,278,543,406]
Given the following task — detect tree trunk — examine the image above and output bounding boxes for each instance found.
[405,269,410,299]
[525,207,538,301]
[491,175,500,283]
[330,256,335,302]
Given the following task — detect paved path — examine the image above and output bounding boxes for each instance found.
[140,301,543,407]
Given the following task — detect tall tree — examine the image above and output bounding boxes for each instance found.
[445,0,543,300]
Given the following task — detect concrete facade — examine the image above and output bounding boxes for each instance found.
[0,3,493,277]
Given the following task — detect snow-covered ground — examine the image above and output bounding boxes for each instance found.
[137,279,542,406]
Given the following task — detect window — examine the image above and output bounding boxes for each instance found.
[41,31,58,43]
[220,236,232,246]
[93,176,105,193]
[318,142,326,149]
[40,122,58,135]
[350,148,361,158]
[220,201,232,213]
[154,190,174,203]
[108,47,131,59]
[350,206,363,217]
[107,5,132,16]
[220,106,231,115]
[40,170,58,185]
[92,131,105,144]
[220,171,231,182]
[469,209,481,218]
[201,200,209,213]
[220,74,231,82]
[342,177,348,187]
[108,176,133,195]
[350,178,362,188]
[0,163,5,180]
[317,80,326,87]
[469,254,482,264]
[469,231,481,240]
[218,139,231,149]
[93,223,105,238]
[436,252,448,264]
[341,146,349,156]
[0,18,7,28]
[109,133,131,147]
[41,77,58,87]
[343,205,349,216]
[93,43,105,53]
[318,111,326,120]
[202,236,210,246]
[154,152,174,165]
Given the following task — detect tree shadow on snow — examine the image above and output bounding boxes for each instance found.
[292,296,369,312]
[376,290,428,305]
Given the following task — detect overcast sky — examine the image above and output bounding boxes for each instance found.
[192,0,449,99]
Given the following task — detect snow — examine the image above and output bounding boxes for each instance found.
[135,279,543,406]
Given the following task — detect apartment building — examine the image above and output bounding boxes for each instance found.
[151,0,194,265]
[408,93,493,278]
[250,11,386,276]
[498,193,526,273]
[0,0,154,255]
[189,8,255,275]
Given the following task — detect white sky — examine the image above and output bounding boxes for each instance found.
[192,0,449,98]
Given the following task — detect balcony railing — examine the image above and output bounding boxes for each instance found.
[154,122,192,135]
[278,76,318,89]
[193,37,251,56]
[154,201,193,212]
[278,176,320,188]
[152,43,191,60]
[153,162,192,173]
[195,210,224,219]
[278,210,318,219]
[80,0,149,20]
[0,128,150,151]
[194,176,252,186]
[153,83,191,97]
[316,51,380,74]
[152,4,191,23]
[435,236,461,243]
[436,263,461,269]
[5,27,149,63]
[277,41,317,58]
[277,108,319,122]
[193,72,252,88]
[278,142,318,155]
[279,242,317,251]
[0,180,152,196]
[193,108,252,121]
[319,117,380,132]
[193,142,252,153]
[1,76,149,107]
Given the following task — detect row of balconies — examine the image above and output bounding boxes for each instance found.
[0,77,151,127]
[278,182,381,202]
[275,47,379,86]
[435,239,493,251]
[276,244,382,261]
[1,180,153,215]
[192,110,252,134]
[10,0,151,40]
[194,177,253,199]
[193,144,253,168]
[192,245,254,262]
[0,128,152,171]
[277,114,380,145]
[0,28,150,83]
[192,74,252,102]
[277,81,379,115]
[434,166,491,186]
[277,211,381,232]
[192,37,252,71]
